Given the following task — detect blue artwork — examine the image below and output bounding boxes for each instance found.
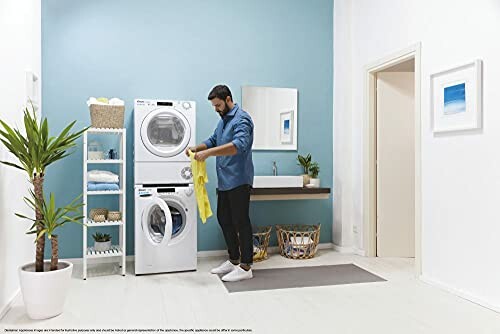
[283,119,290,134]
[444,83,466,115]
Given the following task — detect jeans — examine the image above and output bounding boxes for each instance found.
[217,184,253,265]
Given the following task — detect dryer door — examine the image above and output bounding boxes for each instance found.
[140,107,191,158]
[141,197,173,247]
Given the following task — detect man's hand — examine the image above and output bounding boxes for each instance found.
[185,147,196,157]
[194,149,211,162]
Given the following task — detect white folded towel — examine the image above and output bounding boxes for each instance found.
[109,98,125,106]
[87,97,124,107]
[88,170,119,183]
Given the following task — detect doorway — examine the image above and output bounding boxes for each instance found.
[363,44,422,273]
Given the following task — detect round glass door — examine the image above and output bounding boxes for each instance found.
[141,108,191,158]
[168,201,187,239]
[143,198,172,246]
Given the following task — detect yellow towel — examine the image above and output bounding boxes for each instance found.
[189,150,213,223]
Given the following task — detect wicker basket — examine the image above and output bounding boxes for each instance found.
[90,208,108,221]
[252,226,272,262]
[89,104,125,129]
[93,214,106,222]
[276,224,321,259]
[107,211,122,221]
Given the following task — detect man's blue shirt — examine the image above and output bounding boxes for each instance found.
[202,103,254,191]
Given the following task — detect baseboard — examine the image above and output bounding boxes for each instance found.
[64,243,336,263]
[332,244,354,253]
[420,275,500,313]
[0,288,20,321]
[197,242,334,258]
[353,248,366,256]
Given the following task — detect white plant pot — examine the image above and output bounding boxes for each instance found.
[309,178,320,188]
[94,240,111,252]
[19,261,73,320]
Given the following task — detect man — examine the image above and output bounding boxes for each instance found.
[186,84,254,282]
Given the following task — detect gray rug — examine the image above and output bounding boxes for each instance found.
[219,264,386,293]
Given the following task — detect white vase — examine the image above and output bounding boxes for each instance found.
[18,261,73,320]
[309,178,320,188]
[94,240,111,252]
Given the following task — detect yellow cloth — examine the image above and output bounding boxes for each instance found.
[189,150,213,223]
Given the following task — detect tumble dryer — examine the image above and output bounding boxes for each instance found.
[134,99,195,184]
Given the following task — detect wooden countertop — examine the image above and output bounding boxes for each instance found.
[250,187,331,201]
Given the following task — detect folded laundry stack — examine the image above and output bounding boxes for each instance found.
[86,97,125,106]
[87,170,120,191]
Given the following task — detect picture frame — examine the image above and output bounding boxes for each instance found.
[430,60,482,133]
[280,109,293,144]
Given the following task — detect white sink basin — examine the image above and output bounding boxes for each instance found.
[253,176,303,188]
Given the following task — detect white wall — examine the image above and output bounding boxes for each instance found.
[335,0,500,310]
[332,0,354,249]
[0,0,41,317]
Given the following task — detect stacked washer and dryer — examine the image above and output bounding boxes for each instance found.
[134,99,197,275]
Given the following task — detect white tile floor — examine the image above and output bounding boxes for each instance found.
[2,250,500,333]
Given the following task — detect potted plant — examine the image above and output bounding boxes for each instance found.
[17,192,83,319]
[297,153,312,186]
[0,104,87,319]
[309,162,320,188]
[92,232,112,252]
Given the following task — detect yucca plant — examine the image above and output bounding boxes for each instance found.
[17,192,84,270]
[0,104,87,271]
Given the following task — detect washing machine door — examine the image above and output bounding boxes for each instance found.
[140,107,191,158]
[141,197,173,247]
[163,198,190,243]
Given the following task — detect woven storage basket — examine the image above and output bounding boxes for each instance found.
[252,226,272,262]
[90,208,108,221]
[107,211,122,221]
[89,104,125,129]
[276,224,321,259]
[93,214,106,222]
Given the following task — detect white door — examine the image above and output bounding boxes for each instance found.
[376,72,415,257]
[140,107,191,158]
[141,198,173,266]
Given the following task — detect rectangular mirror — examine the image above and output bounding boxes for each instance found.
[242,86,298,150]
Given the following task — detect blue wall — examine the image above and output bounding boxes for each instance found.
[42,0,333,258]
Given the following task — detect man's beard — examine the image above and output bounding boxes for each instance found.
[218,102,230,117]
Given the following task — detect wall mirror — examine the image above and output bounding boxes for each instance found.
[241,86,298,150]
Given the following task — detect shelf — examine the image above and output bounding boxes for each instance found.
[86,219,124,227]
[87,159,123,164]
[86,245,123,258]
[87,127,125,134]
[87,190,123,195]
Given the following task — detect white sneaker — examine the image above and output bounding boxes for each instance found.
[221,266,253,282]
[210,260,238,274]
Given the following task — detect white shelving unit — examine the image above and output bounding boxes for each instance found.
[82,128,126,280]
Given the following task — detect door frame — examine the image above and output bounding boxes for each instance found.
[362,43,422,275]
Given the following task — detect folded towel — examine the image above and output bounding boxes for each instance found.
[109,98,125,106]
[87,182,120,191]
[87,97,124,107]
[88,170,119,183]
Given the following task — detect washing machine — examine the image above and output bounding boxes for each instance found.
[134,184,197,275]
[134,99,196,184]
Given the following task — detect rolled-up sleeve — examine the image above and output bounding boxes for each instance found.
[232,115,253,154]
[203,127,217,149]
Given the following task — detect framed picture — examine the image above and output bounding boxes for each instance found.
[430,60,482,133]
[280,110,293,144]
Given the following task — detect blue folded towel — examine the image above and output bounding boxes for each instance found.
[87,182,120,191]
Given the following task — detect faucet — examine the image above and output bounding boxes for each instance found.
[272,161,278,176]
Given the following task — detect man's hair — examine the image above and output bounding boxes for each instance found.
[208,85,233,102]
